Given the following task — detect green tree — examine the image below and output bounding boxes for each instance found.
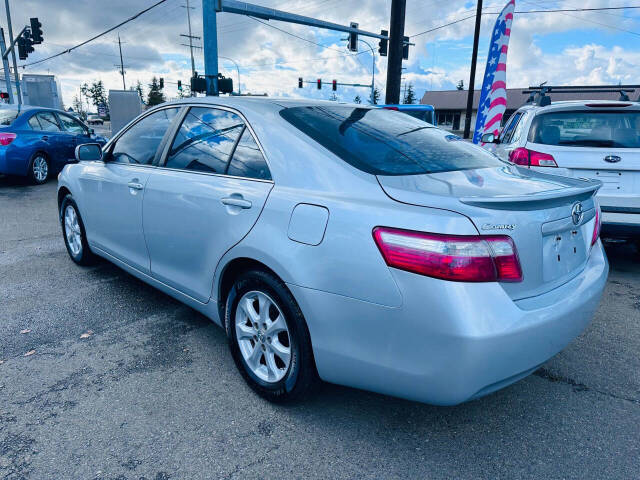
[80,80,107,111]
[456,80,464,90]
[371,87,380,105]
[353,95,362,104]
[147,76,165,106]
[135,80,145,104]
[403,83,416,104]
[72,95,82,114]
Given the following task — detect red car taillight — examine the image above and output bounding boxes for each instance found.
[591,205,601,246]
[0,132,16,146]
[509,147,557,167]
[372,227,523,282]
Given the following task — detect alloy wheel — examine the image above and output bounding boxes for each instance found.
[235,290,291,383]
[32,156,48,183]
[64,205,83,257]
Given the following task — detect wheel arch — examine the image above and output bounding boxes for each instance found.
[57,185,72,213]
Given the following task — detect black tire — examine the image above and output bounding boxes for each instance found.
[225,269,319,402]
[27,153,49,185]
[60,194,96,266]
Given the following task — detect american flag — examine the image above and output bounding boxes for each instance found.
[473,0,515,144]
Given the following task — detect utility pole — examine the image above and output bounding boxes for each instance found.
[202,0,219,96]
[116,34,126,90]
[463,0,483,139]
[0,28,14,103]
[385,0,406,105]
[182,0,196,78]
[4,0,20,105]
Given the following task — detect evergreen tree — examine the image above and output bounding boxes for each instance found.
[457,80,464,90]
[403,83,416,104]
[353,95,362,104]
[147,76,166,106]
[80,80,107,111]
[372,87,380,105]
[135,80,145,104]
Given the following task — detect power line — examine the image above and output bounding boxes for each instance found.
[20,0,168,68]
[409,5,640,38]
[247,16,346,53]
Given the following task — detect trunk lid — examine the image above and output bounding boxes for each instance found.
[377,165,601,300]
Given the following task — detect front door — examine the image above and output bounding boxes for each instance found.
[143,106,273,302]
[57,112,93,163]
[79,107,180,273]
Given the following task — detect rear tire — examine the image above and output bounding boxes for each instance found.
[60,194,96,266]
[225,269,319,402]
[28,153,49,185]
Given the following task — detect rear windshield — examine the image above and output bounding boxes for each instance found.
[403,109,435,124]
[529,110,640,148]
[0,108,19,126]
[279,106,502,175]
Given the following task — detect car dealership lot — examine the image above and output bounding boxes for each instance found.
[0,178,639,480]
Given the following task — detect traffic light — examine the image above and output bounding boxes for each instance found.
[159,77,164,89]
[317,78,321,90]
[218,74,233,94]
[402,36,409,60]
[332,80,337,91]
[348,22,358,52]
[298,77,303,88]
[17,33,34,60]
[190,74,206,93]
[378,29,388,56]
[177,80,182,91]
[0,92,8,101]
[30,17,43,44]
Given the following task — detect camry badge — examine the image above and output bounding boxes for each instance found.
[604,155,621,163]
[481,223,516,231]
[571,202,584,226]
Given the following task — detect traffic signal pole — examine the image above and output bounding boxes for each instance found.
[202,0,219,95]
[0,29,14,103]
[4,0,21,105]
[385,0,406,104]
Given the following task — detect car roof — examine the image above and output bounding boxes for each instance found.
[378,104,435,111]
[518,100,640,114]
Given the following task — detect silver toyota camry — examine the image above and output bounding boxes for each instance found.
[57,98,608,405]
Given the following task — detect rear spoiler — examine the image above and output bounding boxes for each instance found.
[460,180,601,208]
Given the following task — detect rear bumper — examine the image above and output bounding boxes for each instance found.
[0,147,28,176]
[289,242,608,405]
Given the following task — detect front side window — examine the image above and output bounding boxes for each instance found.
[280,106,504,176]
[110,107,179,165]
[165,107,244,173]
[36,112,61,132]
[227,128,271,180]
[59,114,87,135]
[528,110,640,148]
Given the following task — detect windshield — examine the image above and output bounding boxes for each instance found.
[529,110,640,148]
[280,106,503,175]
[0,108,19,126]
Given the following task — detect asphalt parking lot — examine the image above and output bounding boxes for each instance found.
[1,178,639,480]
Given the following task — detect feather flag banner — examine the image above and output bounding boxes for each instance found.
[473,0,515,144]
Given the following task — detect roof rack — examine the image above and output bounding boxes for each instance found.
[522,84,640,105]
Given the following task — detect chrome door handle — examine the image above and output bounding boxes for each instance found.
[127,182,144,190]
[221,196,252,209]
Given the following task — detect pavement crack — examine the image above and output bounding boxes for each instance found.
[534,367,640,406]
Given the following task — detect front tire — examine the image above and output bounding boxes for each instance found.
[28,153,49,185]
[60,194,96,266]
[226,269,318,402]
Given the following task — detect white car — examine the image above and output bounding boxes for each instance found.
[483,100,640,242]
[86,114,104,125]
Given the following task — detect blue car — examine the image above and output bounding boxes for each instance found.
[0,105,107,185]
[380,104,436,125]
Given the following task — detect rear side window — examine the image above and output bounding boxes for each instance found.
[111,107,179,165]
[529,110,640,148]
[227,128,271,180]
[28,115,41,130]
[280,106,503,175]
[165,107,244,174]
[36,112,61,132]
[499,112,522,144]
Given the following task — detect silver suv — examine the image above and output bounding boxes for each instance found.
[484,100,640,240]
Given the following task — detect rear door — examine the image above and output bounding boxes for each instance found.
[30,111,66,170]
[143,106,273,303]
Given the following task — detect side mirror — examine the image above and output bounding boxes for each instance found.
[481,132,499,144]
[75,143,103,162]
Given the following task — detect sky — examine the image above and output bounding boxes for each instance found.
[5,0,640,108]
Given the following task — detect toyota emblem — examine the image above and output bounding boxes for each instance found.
[604,155,621,163]
[571,202,584,226]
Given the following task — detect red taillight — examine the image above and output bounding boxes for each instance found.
[383,106,399,110]
[0,132,16,146]
[509,147,557,167]
[372,227,523,283]
[591,205,601,246]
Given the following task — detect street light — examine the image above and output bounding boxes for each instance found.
[219,56,241,95]
[342,37,376,104]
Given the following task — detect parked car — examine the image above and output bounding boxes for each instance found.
[482,100,640,240]
[0,105,108,184]
[380,103,436,124]
[86,114,104,125]
[58,99,608,405]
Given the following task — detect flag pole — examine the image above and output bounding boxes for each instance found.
[463,0,483,139]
